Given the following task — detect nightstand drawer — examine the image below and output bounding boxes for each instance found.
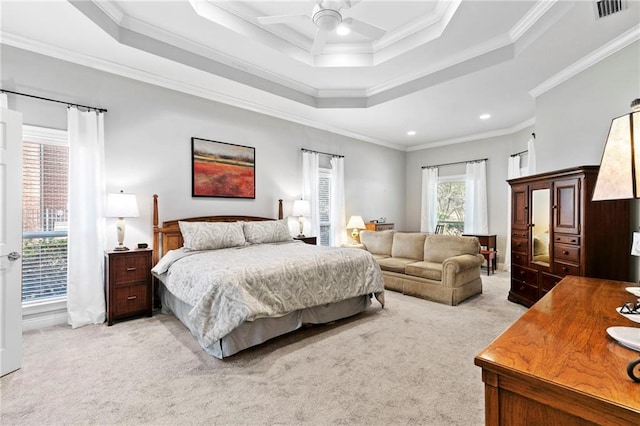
[114,284,149,316]
[111,254,150,285]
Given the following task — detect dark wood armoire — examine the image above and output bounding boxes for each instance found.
[507,166,631,307]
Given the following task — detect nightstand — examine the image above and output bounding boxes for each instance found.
[294,236,317,245]
[105,249,153,326]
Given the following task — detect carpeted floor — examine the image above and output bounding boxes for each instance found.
[0,271,525,425]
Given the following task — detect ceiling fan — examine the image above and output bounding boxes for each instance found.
[257,0,386,55]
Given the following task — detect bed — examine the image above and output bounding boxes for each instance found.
[151,195,385,359]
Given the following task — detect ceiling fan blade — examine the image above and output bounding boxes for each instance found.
[311,28,329,55]
[257,14,308,25]
[343,17,385,39]
[339,0,362,9]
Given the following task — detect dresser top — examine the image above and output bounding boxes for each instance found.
[475,275,640,413]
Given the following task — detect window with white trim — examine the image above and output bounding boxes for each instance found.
[22,126,69,303]
[318,168,331,246]
[437,175,465,235]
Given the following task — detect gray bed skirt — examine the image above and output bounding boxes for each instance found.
[160,283,372,359]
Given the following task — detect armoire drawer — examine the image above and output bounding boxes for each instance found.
[511,251,527,266]
[510,280,538,302]
[554,262,580,277]
[512,264,537,286]
[512,238,528,253]
[554,244,580,263]
[554,234,580,245]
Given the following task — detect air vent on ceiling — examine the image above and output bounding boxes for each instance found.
[594,0,626,19]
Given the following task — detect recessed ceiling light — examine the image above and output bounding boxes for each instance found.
[479,113,491,120]
[336,24,350,36]
[407,131,416,136]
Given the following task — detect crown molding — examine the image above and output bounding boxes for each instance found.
[406,117,536,152]
[509,0,558,40]
[1,32,404,152]
[529,24,640,98]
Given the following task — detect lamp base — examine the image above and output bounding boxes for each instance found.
[113,246,130,251]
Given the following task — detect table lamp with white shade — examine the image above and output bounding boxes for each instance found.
[346,215,366,244]
[106,190,140,251]
[292,199,311,237]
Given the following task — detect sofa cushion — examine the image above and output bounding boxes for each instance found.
[377,257,416,274]
[423,234,480,263]
[360,230,394,256]
[405,261,442,281]
[391,233,426,260]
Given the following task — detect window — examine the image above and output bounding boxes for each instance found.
[318,168,331,246]
[22,126,69,303]
[437,175,465,235]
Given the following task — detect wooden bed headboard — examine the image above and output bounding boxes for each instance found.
[152,194,284,265]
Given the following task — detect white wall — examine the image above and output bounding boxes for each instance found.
[1,45,406,249]
[404,127,534,263]
[535,40,640,172]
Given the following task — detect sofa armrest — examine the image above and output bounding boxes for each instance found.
[442,253,484,273]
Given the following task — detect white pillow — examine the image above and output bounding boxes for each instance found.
[178,221,245,251]
[243,219,292,244]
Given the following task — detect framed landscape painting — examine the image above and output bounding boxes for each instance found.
[191,137,255,198]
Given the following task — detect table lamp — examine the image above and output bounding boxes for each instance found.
[346,215,366,244]
[292,199,311,238]
[106,190,140,251]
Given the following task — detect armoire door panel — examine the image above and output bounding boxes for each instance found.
[554,178,580,234]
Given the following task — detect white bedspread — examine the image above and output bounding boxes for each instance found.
[154,241,385,347]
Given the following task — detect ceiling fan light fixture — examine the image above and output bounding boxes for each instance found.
[313,8,342,31]
[336,24,350,36]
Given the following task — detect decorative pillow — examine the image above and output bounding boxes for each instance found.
[178,221,245,251]
[243,219,292,244]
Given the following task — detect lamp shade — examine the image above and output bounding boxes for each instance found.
[292,199,311,217]
[106,191,140,218]
[592,99,640,201]
[346,215,366,230]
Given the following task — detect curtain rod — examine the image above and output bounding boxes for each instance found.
[511,149,528,157]
[301,148,344,158]
[1,89,108,113]
[510,133,535,157]
[421,157,488,169]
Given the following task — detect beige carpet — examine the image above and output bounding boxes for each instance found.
[1,271,525,425]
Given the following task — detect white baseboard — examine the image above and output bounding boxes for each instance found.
[23,310,68,331]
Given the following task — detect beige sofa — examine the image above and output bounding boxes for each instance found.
[359,230,484,306]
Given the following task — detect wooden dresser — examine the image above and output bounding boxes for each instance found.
[507,166,630,307]
[475,276,640,425]
[365,222,394,231]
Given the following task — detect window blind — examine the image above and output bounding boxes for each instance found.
[22,141,69,302]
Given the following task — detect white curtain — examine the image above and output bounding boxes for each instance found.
[302,151,320,238]
[329,156,346,247]
[464,160,489,234]
[527,135,537,175]
[420,167,439,232]
[503,155,522,272]
[67,107,107,328]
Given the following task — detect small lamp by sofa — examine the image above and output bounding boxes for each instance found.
[106,190,140,251]
[592,98,640,201]
[292,199,311,238]
[346,215,366,244]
